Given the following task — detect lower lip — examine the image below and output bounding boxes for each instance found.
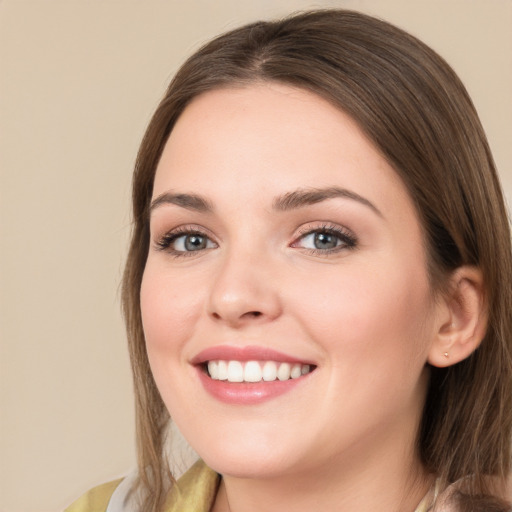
[196,367,311,405]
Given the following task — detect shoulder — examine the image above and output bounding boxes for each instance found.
[64,479,123,512]
[65,461,219,512]
[165,459,220,511]
[431,476,512,512]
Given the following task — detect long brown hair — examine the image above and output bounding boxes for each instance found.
[122,10,512,511]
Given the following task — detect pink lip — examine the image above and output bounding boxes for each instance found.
[196,367,312,405]
[191,345,312,365]
[191,345,315,405]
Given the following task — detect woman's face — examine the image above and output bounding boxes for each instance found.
[141,84,440,480]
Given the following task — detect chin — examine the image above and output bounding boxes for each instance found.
[190,432,302,479]
[202,451,294,479]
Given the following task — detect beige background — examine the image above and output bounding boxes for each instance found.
[0,1,511,511]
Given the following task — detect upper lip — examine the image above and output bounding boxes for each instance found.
[190,345,315,365]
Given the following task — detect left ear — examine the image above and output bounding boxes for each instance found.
[428,266,487,368]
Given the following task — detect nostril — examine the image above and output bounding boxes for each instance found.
[210,310,265,322]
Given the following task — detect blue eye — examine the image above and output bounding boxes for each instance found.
[294,226,357,253]
[156,230,217,254]
[173,233,214,252]
[300,231,341,250]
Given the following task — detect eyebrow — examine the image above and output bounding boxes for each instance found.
[150,186,382,217]
[150,192,214,213]
[273,187,382,217]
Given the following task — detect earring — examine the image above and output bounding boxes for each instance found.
[443,352,449,358]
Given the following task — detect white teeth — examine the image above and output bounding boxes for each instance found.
[262,361,277,381]
[206,360,313,382]
[244,361,262,382]
[207,361,218,380]
[277,362,291,381]
[227,361,244,382]
[290,364,302,379]
[217,360,228,380]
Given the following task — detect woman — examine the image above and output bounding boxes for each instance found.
[67,9,512,512]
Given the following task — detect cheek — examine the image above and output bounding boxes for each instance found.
[140,263,204,363]
[294,263,433,434]
[292,261,433,365]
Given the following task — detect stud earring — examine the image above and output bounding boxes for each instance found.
[443,352,449,358]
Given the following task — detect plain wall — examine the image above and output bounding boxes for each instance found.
[1,1,511,511]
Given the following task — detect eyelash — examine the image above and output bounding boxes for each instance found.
[292,224,357,256]
[155,226,216,257]
[154,223,357,258]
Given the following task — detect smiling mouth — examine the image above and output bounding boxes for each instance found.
[205,360,314,383]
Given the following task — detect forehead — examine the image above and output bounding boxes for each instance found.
[153,84,414,220]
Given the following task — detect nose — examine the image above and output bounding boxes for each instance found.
[207,249,283,328]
